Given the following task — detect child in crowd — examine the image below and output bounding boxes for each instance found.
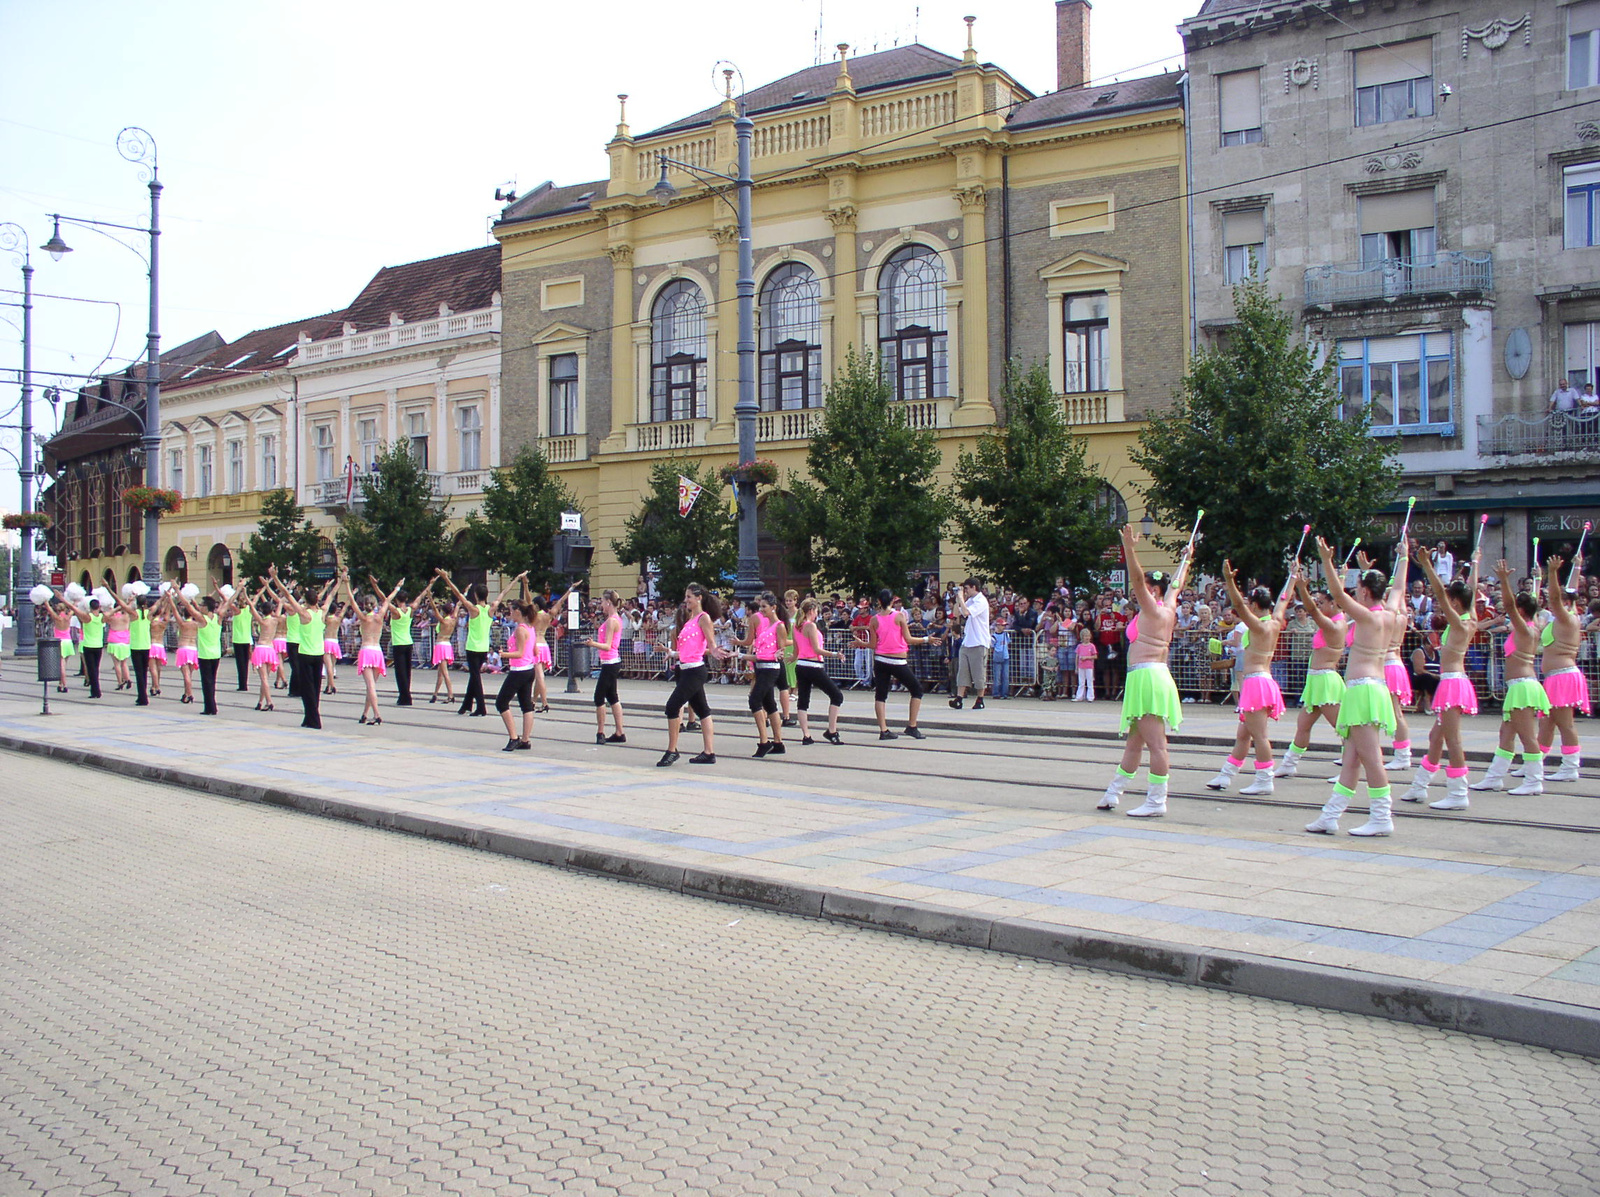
[1038,627,1060,700]
[1074,627,1097,701]
[991,613,1011,698]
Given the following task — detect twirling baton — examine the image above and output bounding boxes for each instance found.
[1186,509,1205,553]
[1470,512,1488,561]
[1291,523,1311,561]
[1532,536,1542,600]
[1570,521,1591,592]
[1340,537,1362,573]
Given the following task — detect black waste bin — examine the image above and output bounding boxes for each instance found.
[36,637,61,684]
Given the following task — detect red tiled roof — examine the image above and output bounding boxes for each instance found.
[1007,72,1184,131]
[341,244,501,329]
[162,311,347,393]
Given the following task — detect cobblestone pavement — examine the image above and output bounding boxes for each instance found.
[2,754,1598,1197]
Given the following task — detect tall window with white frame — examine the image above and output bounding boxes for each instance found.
[227,439,244,494]
[1570,0,1600,89]
[261,433,278,490]
[1338,333,1453,434]
[759,263,823,411]
[878,245,949,402]
[405,412,429,471]
[457,404,481,472]
[1218,69,1262,146]
[313,424,335,482]
[650,280,708,422]
[1062,293,1110,393]
[167,448,184,495]
[357,416,379,472]
[1359,189,1437,287]
[548,354,579,437]
[197,444,214,498]
[1564,321,1600,388]
[1222,209,1266,283]
[1565,164,1600,249]
[1353,40,1434,126]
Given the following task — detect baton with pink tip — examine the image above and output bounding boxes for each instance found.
[1570,521,1591,591]
[1471,512,1489,559]
[1292,523,1311,561]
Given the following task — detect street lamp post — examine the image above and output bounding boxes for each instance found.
[651,106,760,602]
[0,223,37,655]
[41,127,163,589]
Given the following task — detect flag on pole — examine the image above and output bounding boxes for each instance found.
[677,475,703,517]
[344,456,356,506]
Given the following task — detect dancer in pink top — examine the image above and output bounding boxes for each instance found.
[860,588,940,741]
[348,570,404,726]
[583,588,627,744]
[1204,562,1290,796]
[495,598,538,751]
[657,584,728,767]
[735,591,789,757]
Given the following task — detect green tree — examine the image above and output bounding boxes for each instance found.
[766,348,948,596]
[949,361,1118,597]
[611,458,736,601]
[238,488,322,584]
[461,444,578,592]
[1131,275,1400,582]
[335,443,455,584]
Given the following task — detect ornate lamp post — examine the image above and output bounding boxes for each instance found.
[41,127,163,588]
[650,97,760,601]
[0,222,37,654]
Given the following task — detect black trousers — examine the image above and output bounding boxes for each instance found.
[82,646,103,698]
[796,665,844,711]
[393,644,413,705]
[665,664,711,721]
[496,668,535,713]
[234,641,252,690]
[199,656,220,715]
[285,642,300,697]
[298,652,322,728]
[131,648,150,705]
[460,649,488,714]
[593,661,621,708]
[748,665,782,714]
[874,659,923,703]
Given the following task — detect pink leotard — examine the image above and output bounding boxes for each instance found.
[676,617,707,667]
[874,611,908,660]
[1312,614,1354,650]
[795,624,821,662]
[509,626,537,671]
[752,613,780,663]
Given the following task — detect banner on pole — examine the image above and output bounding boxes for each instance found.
[677,475,703,517]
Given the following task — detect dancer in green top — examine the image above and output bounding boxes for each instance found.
[230,587,256,692]
[266,566,343,729]
[68,594,108,699]
[436,569,520,718]
[372,574,418,706]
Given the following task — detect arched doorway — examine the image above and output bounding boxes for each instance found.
[207,542,233,588]
[756,493,811,597]
[164,545,189,587]
[126,565,142,583]
[78,569,92,591]
[102,566,117,591]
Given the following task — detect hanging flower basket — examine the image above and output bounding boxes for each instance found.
[1,510,51,530]
[122,485,184,516]
[717,458,779,487]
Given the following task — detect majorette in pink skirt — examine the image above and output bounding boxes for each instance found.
[250,644,281,672]
[1237,671,1285,721]
[432,642,454,666]
[1432,671,1478,715]
[1383,659,1412,704]
[1544,666,1592,716]
[357,646,387,676]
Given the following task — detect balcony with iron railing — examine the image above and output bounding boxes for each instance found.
[1478,410,1600,459]
[1304,251,1493,309]
[308,468,489,511]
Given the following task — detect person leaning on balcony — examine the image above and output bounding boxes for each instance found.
[1551,378,1583,449]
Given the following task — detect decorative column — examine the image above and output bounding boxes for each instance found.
[712,222,741,431]
[954,181,993,416]
[825,202,859,355]
[603,240,634,449]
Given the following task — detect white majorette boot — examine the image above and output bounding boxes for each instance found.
[1508,757,1545,796]
[1205,758,1240,791]
[1429,771,1470,811]
[1549,751,1582,783]
[1401,764,1435,803]
[1277,745,1303,779]
[1348,788,1394,837]
[1385,743,1412,772]
[1470,751,1513,791]
[1306,786,1350,834]
[1098,770,1132,811]
[1126,777,1168,818]
[1239,763,1275,796]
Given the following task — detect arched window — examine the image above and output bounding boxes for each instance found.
[759,263,822,411]
[650,280,708,422]
[878,245,949,402]
[1093,484,1128,529]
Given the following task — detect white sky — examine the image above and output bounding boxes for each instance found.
[0,0,1198,511]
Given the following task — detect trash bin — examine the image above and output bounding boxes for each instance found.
[36,637,61,684]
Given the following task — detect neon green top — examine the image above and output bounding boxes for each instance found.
[466,607,491,653]
[286,613,302,648]
[81,613,105,649]
[129,612,152,652]
[197,615,223,660]
[299,613,322,654]
[232,608,253,645]
[390,609,413,647]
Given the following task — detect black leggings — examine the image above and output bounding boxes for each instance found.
[796,665,844,711]
[285,643,300,696]
[593,661,621,708]
[393,645,413,705]
[461,649,488,714]
[665,664,711,721]
[131,648,150,705]
[298,653,322,728]
[496,668,535,713]
[748,665,781,714]
[874,659,923,703]
[82,646,103,698]
[199,656,221,715]
[233,641,251,690]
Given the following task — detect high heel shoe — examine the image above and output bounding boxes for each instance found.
[373,716,383,725]
[358,715,369,725]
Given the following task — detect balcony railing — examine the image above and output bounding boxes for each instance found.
[1059,392,1125,426]
[1478,410,1600,458]
[310,469,488,509]
[756,408,823,443]
[627,419,708,453]
[542,435,585,463]
[1304,251,1493,308]
[297,306,499,364]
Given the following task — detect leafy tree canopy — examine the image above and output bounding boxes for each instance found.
[335,443,455,587]
[462,444,578,594]
[610,458,736,603]
[238,488,322,586]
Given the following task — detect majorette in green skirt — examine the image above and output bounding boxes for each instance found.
[1336,675,1396,739]
[1300,668,1345,710]
[1502,676,1551,721]
[1121,661,1183,734]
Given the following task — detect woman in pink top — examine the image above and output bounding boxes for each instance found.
[734,591,789,757]
[583,588,627,745]
[494,599,537,751]
[860,588,940,741]
[658,584,727,767]
[794,597,845,744]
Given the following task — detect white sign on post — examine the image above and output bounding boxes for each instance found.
[560,512,582,532]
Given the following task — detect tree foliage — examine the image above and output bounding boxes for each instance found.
[765,349,948,597]
[335,443,455,585]
[949,361,1117,597]
[238,488,322,584]
[1131,276,1400,582]
[611,458,736,602]
[461,444,578,593]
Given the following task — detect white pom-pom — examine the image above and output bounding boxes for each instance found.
[29,584,53,606]
[120,583,136,599]
[130,580,150,597]
[180,583,200,600]
[92,587,114,608]
[219,584,236,600]
[64,583,86,603]
[158,580,173,595]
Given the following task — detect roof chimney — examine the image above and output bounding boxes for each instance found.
[1056,0,1091,93]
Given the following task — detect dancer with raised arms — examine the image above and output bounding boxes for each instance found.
[1534,555,1587,783]
[1279,568,1350,778]
[422,587,458,705]
[164,590,200,706]
[1470,559,1551,795]
[349,572,404,726]
[862,590,938,742]
[656,583,726,767]
[104,589,135,693]
[373,576,418,707]
[46,596,77,694]
[1305,538,1404,836]
[266,566,341,729]
[230,587,255,693]
[249,591,283,712]
[1402,538,1482,810]
[583,588,627,744]
[1097,524,1193,817]
[126,594,156,705]
[435,570,519,718]
[528,586,578,716]
[1205,562,1289,795]
[793,597,845,745]
[1381,549,1416,772]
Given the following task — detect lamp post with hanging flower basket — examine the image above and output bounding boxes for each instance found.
[120,485,183,517]
[2,511,52,531]
[717,458,779,488]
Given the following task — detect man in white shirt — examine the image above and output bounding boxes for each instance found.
[1552,379,1583,449]
[1430,541,1455,587]
[950,577,991,711]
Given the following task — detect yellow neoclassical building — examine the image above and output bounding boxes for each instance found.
[493,1,1189,594]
